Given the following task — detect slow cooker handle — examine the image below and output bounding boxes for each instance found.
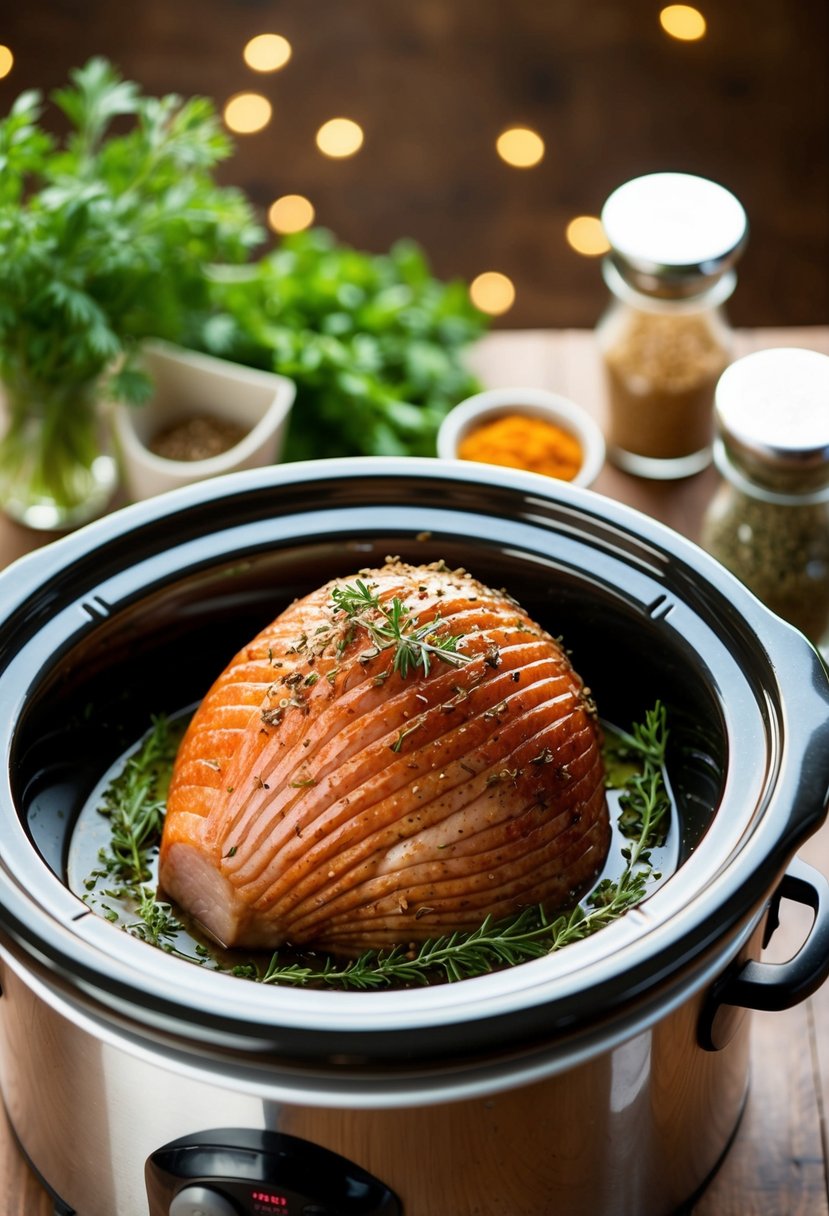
[699,857,829,1051]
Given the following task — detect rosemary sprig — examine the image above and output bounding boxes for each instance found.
[330,578,471,677]
[257,885,652,990]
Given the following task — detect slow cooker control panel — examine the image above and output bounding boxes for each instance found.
[146,1128,402,1216]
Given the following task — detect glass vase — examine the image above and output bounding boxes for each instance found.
[0,376,117,530]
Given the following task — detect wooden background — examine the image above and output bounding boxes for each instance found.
[1,0,827,330]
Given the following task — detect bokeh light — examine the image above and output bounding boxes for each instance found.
[244,33,292,72]
[0,46,13,79]
[470,272,516,316]
[315,117,364,158]
[659,5,707,41]
[565,216,610,257]
[223,92,273,134]
[496,127,545,168]
[268,194,315,234]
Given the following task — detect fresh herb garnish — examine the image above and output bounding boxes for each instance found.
[83,715,196,959]
[0,58,261,519]
[0,57,260,404]
[126,887,186,952]
[602,700,670,854]
[256,901,635,990]
[92,714,177,886]
[193,228,488,460]
[330,578,471,678]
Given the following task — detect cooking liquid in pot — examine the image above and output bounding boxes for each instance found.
[65,712,680,986]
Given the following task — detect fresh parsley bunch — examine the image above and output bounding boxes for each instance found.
[0,56,262,406]
[192,227,489,459]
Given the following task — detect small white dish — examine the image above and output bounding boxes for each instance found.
[112,340,296,501]
[436,386,605,488]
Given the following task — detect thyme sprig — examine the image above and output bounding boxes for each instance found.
[93,714,177,886]
[125,886,190,955]
[83,714,193,945]
[603,700,670,855]
[330,578,471,678]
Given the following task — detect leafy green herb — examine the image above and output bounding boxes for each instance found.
[92,714,177,886]
[126,887,186,951]
[256,897,634,990]
[602,700,670,851]
[188,227,488,459]
[122,886,211,966]
[83,715,197,957]
[0,58,261,517]
[0,57,261,403]
[330,578,472,678]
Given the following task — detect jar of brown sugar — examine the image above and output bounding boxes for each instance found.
[596,172,748,480]
[700,347,829,658]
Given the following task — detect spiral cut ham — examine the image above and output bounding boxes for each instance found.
[158,560,610,952]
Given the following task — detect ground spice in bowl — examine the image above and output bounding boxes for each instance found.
[149,414,248,462]
[457,413,584,481]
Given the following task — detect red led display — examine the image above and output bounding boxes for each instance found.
[251,1192,289,1208]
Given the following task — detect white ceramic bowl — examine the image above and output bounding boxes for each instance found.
[437,387,606,488]
[112,340,296,502]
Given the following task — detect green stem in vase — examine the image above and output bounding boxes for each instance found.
[0,373,114,526]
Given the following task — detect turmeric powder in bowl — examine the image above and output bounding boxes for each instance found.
[436,388,606,488]
[458,412,584,481]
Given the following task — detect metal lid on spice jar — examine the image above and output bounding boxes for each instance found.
[714,347,829,495]
[601,172,748,299]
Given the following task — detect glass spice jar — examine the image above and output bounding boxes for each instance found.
[596,172,748,480]
[701,347,829,657]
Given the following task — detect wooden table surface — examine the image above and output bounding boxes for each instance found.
[2,326,829,1216]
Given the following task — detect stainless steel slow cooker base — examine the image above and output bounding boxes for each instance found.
[0,944,751,1216]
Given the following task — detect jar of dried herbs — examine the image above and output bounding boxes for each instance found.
[701,347,829,656]
[596,173,747,480]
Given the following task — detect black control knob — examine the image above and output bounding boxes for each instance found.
[169,1185,239,1216]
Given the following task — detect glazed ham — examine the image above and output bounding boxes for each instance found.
[159,561,610,952]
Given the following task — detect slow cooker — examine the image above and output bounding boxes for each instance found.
[1,457,828,1216]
